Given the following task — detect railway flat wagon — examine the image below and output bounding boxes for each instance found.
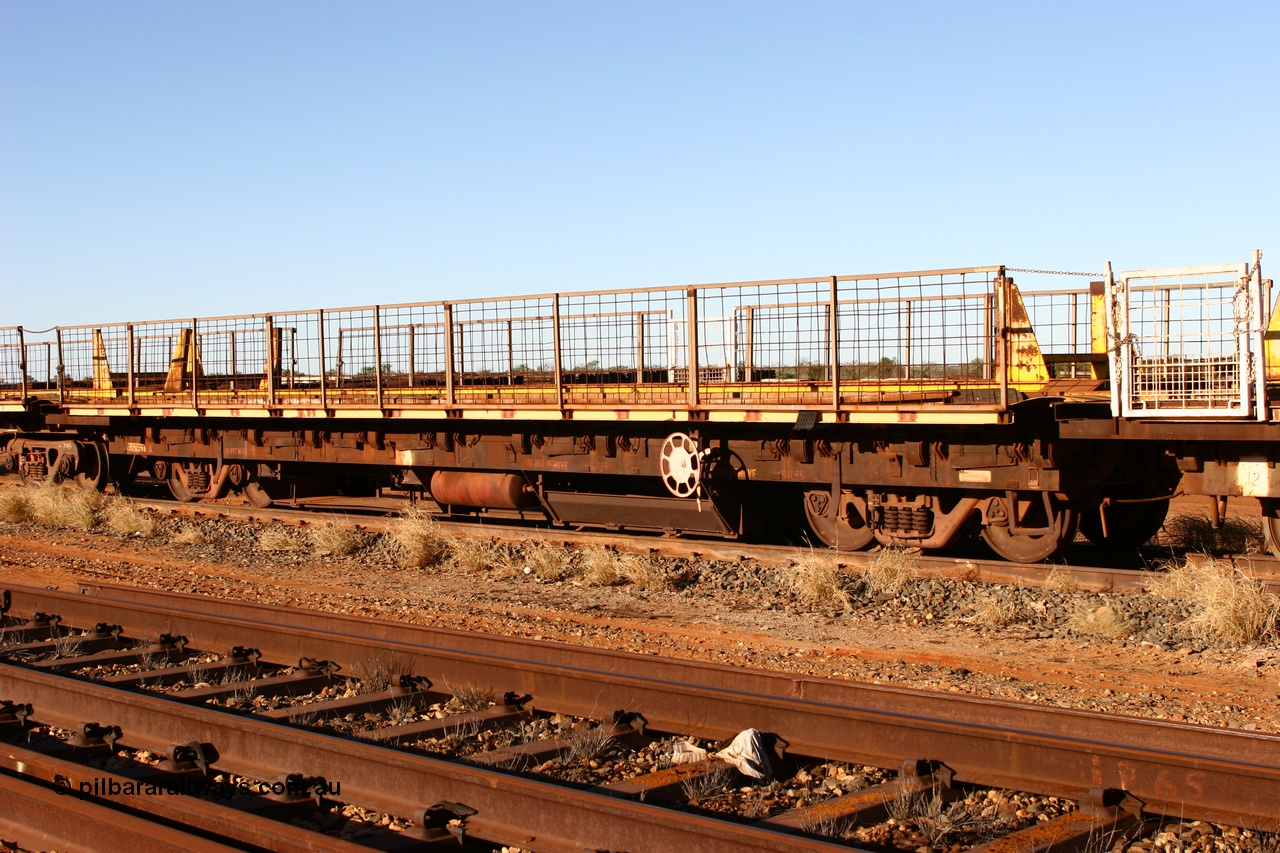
[2,252,1276,563]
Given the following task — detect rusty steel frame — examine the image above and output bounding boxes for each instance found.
[4,583,1279,830]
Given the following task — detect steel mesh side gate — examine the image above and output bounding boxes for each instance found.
[1106,255,1264,419]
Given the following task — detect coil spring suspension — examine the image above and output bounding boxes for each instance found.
[881,506,934,534]
[185,468,211,494]
[20,451,48,481]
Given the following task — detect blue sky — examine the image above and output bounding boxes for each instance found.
[2,1,1276,329]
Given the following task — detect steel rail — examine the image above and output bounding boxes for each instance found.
[0,740,369,853]
[0,663,854,853]
[0,765,242,853]
[4,583,1279,830]
[105,489,1280,592]
[5,476,1276,592]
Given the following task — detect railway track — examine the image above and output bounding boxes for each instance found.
[116,487,1280,595]
[1,583,1277,851]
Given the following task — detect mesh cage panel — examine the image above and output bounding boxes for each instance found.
[1122,269,1250,414]
[5,264,1113,416]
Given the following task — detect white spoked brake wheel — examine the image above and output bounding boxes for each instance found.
[660,433,701,498]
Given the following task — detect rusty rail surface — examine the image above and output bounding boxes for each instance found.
[2,583,1278,836]
[0,663,856,853]
[0,766,247,853]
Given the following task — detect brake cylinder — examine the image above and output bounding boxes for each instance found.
[428,471,533,509]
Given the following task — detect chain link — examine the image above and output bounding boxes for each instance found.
[1005,267,1102,278]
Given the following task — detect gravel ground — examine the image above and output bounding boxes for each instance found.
[2,503,1280,849]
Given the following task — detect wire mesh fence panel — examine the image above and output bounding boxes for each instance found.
[266,312,323,407]
[55,324,131,405]
[0,328,25,398]
[559,287,688,406]
[835,270,1000,405]
[1117,264,1254,415]
[378,303,448,404]
[452,296,559,405]
[128,320,200,404]
[1021,289,1091,354]
[697,279,832,406]
[320,308,380,405]
[1020,287,1098,379]
[194,315,269,406]
[12,264,1056,415]
[22,341,58,394]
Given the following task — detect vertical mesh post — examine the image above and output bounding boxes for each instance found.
[373,306,383,409]
[16,328,26,400]
[126,324,136,407]
[552,295,563,410]
[317,310,328,410]
[687,288,699,408]
[1254,249,1267,421]
[264,316,276,406]
[829,276,839,411]
[997,273,1009,410]
[443,303,455,406]
[191,319,199,410]
[55,329,65,404]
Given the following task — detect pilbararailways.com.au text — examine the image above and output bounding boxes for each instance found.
[55,776,340,800]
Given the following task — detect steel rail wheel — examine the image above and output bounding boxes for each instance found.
[1262,499,1280,559]
[981,492,1078,563]
[73,442,108,491]
[803,490,874,551]
[242,481,275,508]
[1080,498,1169,549]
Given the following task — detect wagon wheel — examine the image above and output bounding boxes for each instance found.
[167,463,212,503]
[1079,497,1169,549]
[73,442,108,492]
[981,492,1078,563]
[803,490,874,551]
[243,481,275,508]
[1262,499,1280,559]
[660,433,702,498]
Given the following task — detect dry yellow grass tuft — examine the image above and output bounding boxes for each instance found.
[350,655,412,694]
[785,551,851,610]
[0,487,33,523]
[445,682,492,713]
[862,547,917,596]
[967,594,1019,627]
[99,497,155,537]
[616,553,668,590]
[580,548,621,586]
[1067,604,1130,638]
[171,525,207,546]
[386,505,449,568]
[449,536,508,573]
[580,548,668,589]
[1,484,101,530]
[310,521,362,556]
[257,527,303,552]
[1044,566,1079,593]
[523,540,572,581]
[1150,558,1279,646]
